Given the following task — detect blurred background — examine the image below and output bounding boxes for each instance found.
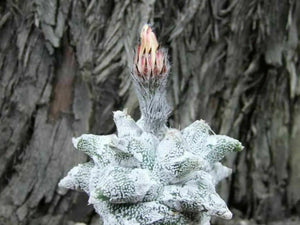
[0,0,300,225]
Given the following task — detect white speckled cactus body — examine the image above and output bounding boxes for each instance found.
[59,25,244,225]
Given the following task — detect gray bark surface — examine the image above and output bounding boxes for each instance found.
[0,0,299,224]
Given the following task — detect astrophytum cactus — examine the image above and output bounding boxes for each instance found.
[59,25,244,225]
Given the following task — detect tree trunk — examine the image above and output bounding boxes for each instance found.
[0,0,299,224]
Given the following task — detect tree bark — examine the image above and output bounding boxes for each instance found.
[0,0,299,224]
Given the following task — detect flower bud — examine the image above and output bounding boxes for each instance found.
[134,25,168,78]
[131,24,171,135]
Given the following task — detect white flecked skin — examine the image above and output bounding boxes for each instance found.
[59,109,243,225]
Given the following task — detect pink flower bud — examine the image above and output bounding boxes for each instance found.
[134,25,168,78]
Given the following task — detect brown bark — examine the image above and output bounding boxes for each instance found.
[0,0,299,224]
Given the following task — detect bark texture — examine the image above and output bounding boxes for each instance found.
[0,0,300,224]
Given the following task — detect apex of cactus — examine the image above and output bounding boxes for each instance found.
[59,24,244,225]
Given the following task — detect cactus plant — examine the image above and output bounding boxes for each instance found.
[59,24,244,225]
